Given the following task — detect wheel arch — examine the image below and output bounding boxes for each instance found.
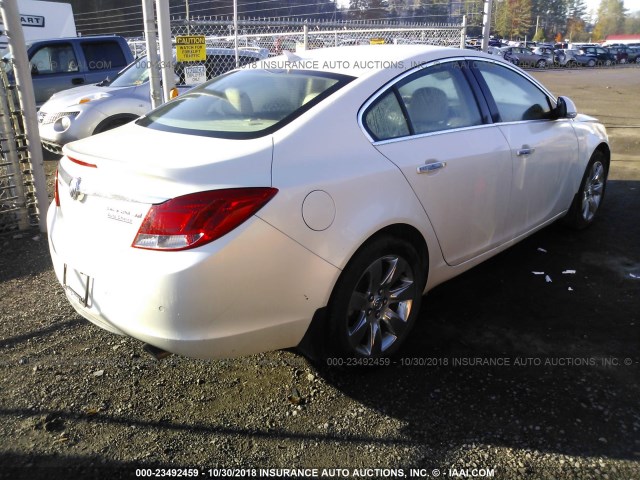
[296,222,430,362]
[93,113,139,135]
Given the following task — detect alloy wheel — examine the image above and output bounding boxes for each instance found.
[345,254,416,357]
[581,160,605,222]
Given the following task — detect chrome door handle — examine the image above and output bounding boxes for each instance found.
[516,146,536,156]
[417,161,447,174]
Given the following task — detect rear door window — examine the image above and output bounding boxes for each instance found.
[81,41,128,71]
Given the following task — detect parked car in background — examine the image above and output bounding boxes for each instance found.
[2,35,134,107]
[580,46,616,66]
[38,48,268,153]
[48,46,609,361]
[605,45,630,63]
[499,46,550,68]
[531,46,555,65]
[627,46,640,63]
[554,48,592,68]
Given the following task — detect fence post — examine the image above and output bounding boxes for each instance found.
[460,15,467,49]
[142,0,162,109]
[303,23,308,50]
[0,0,48,233]
[481,0,493,52]
[155,0,174,103]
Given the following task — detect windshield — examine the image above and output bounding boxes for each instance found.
[137,69,354,139]
[109,56,150,87]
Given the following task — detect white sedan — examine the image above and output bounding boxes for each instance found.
[47,45,609,360]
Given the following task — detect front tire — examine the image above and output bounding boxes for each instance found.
[563,151,608,229]
[326,235,426,358]
[536,59,547,68]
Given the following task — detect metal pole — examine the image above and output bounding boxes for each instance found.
[0,0,48,232]
[155,0,174,103]
[142,0,162,109]
[233,0,239,67]
[460,15,466,49]
[481,0,494,53]
[303,23,308,50]
[185,0,190,34]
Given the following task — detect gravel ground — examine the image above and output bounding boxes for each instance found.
[1,66,639,480]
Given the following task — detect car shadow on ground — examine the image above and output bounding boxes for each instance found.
[310,179,640,464]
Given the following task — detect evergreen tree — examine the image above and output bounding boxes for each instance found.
[592,0,626,40]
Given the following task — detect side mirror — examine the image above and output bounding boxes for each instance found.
[555,96,577,119]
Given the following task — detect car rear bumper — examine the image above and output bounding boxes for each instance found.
[47,203,340,359]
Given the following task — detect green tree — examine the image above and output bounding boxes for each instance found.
[531,0,568,41]
[592,0,626,40]
[533,27,546,41]
[624,11,640,34]
[566,0,589,40]
[496,0,533,39]
[419,0,449,22]
[349,0,389,20]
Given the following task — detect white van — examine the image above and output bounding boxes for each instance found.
[0,0,76,51]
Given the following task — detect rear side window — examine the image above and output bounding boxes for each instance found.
[363,61,483,141]
[81,41,127,71]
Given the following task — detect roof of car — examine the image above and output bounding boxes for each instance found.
[253,45,477,78]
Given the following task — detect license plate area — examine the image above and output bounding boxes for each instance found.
[63,264,92,307]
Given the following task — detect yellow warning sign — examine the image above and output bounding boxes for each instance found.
[176,35,206,62]
[369,38,385,45]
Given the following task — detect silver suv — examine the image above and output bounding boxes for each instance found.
[38,48,268,154]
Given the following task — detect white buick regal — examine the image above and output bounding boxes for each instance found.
[48,45,609,360]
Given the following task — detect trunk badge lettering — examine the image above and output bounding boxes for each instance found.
[69,177,84,201]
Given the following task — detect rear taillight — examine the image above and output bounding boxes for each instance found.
[54,168,60,207]
[132,187,278,251]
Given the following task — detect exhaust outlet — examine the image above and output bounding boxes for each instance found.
[143,343,172,360]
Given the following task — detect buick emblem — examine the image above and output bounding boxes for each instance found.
[69,177,83,201]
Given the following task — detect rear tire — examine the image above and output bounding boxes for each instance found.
[563,151,608,230]
[326,235,426,359]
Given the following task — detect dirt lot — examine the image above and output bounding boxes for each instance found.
[1,66,639,480]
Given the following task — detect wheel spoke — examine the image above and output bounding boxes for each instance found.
[582,195,591,220]
[389,278,414,301]
[368,320,382,357]
[379,256,399,288]
[366,260,383,292]
[348,291,368,313]
[382,307,409,336]
[348,313,369,349]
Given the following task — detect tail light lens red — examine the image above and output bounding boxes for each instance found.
[132,187,278,251]
[54,168,60,207]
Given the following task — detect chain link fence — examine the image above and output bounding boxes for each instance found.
[0,62,38,234]
[128,18,465,80]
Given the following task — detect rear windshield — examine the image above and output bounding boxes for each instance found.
[136,69,354,139]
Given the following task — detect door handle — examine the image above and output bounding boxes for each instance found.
[71,77,85,85]
[417,161,447,174]
[516,145,535,156]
